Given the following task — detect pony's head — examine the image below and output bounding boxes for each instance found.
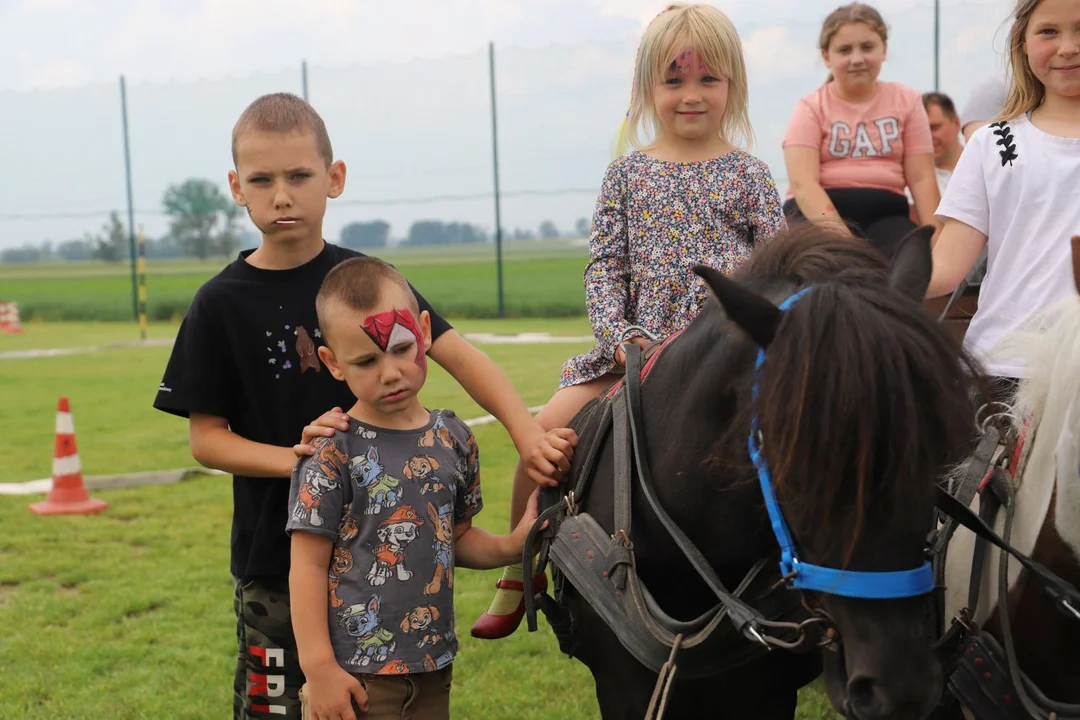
[695,224,979,720]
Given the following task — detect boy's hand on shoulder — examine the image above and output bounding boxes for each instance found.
[294,407,352,457]
[523,426,578,488]
[302,662,368,720]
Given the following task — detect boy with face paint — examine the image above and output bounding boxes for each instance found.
[152,92,574,720]
[286,256,544,720]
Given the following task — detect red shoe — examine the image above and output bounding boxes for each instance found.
[470,572,548,640]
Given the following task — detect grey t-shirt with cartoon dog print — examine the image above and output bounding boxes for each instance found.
[286,409,482,675]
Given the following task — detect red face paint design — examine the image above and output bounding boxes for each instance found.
[668,49,707,77]
[361,308,426,370]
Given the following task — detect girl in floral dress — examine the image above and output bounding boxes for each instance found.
[471,2,787,639]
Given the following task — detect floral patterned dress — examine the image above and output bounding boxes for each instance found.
[560,149,786,388]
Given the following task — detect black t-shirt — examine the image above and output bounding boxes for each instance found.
[153,242,452,581]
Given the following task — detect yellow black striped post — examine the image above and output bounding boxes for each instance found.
[137,226,147,341]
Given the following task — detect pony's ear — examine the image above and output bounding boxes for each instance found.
[693,264,781,348]
[888,225,934,300]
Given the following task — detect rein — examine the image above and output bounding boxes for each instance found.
[931,410,1080,720]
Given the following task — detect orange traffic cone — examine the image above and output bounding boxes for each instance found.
[29,397,108,516]
[0,302,22,334]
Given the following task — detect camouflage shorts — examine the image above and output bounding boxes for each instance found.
[233,576,306,719]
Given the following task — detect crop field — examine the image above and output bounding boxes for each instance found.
[0,239,591,323]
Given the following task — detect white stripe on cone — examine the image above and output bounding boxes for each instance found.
[56,412,75,436]
[53,454,81,477]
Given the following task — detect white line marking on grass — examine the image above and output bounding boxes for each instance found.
[461,332,595,344]
[0,406,549,495]
[0,339,174,360]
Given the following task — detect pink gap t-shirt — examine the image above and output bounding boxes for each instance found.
[782,81,933,197]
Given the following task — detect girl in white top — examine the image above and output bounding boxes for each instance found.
[927,0,1080,384]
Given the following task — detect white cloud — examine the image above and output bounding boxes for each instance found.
[27,59,94,88]
[596,0,670,28]
[743,25,820,81]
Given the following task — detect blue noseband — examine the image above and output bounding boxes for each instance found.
[748,287,934,599]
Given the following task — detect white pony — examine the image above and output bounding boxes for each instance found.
[943,241,1080,716]
[944,293,1080,624]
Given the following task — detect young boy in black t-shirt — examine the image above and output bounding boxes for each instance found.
[153,92,576,720]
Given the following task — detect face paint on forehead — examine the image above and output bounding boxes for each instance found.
[361,308,427,370]
[667,48,708,77]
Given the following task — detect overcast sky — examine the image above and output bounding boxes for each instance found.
[1,0,1014,250]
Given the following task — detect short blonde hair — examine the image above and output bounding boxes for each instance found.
[619,3,752,153]
[999,0,1047,121]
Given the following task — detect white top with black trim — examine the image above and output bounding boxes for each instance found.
[936,114,1080,377]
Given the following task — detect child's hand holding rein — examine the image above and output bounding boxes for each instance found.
[522,426,578,488]
[614,337,651,367]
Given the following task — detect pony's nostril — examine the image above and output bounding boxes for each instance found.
[846,675,889,719]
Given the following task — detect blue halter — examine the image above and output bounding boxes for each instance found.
[748,287,934,599]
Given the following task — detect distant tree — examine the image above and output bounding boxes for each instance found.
[444,222,484,244]
[56,238,94,262]
[145,235,185,260]
[162,179,234,260]
[0,244,46,263]
[406,220,442,246]
[404,220,485,246]
[511,227,535,241]
[86,211,127,263]
[341,221,390,249]
[538,220,559,239]
[575,217,590,237]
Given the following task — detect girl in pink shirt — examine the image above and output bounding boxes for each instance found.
[782,3,941,259]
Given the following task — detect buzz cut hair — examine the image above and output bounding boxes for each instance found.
[231,92,334,166]
[316,257,418,336]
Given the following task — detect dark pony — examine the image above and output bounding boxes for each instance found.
[544,223,980,720]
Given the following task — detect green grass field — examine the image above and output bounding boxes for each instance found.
[0,239,591,323]
[0,319,840,719]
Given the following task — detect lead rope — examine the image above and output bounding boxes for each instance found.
[644,633,683,720]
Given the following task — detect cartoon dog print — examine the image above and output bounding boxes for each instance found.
[328,547,353,608]
[402,455,446,494]
[349,445,401,515]
[418,414,457,450]
[367,505,424,586]
[429,649,454,670]
[465,433,478,469]
[314,437,348,477]
[424,502,455,596]
[462,484,482,511]
[339,595,395,667]
[400,605,442,648]
[338,513,358,543]
[378,659,409,675]
[292,466,340,528]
